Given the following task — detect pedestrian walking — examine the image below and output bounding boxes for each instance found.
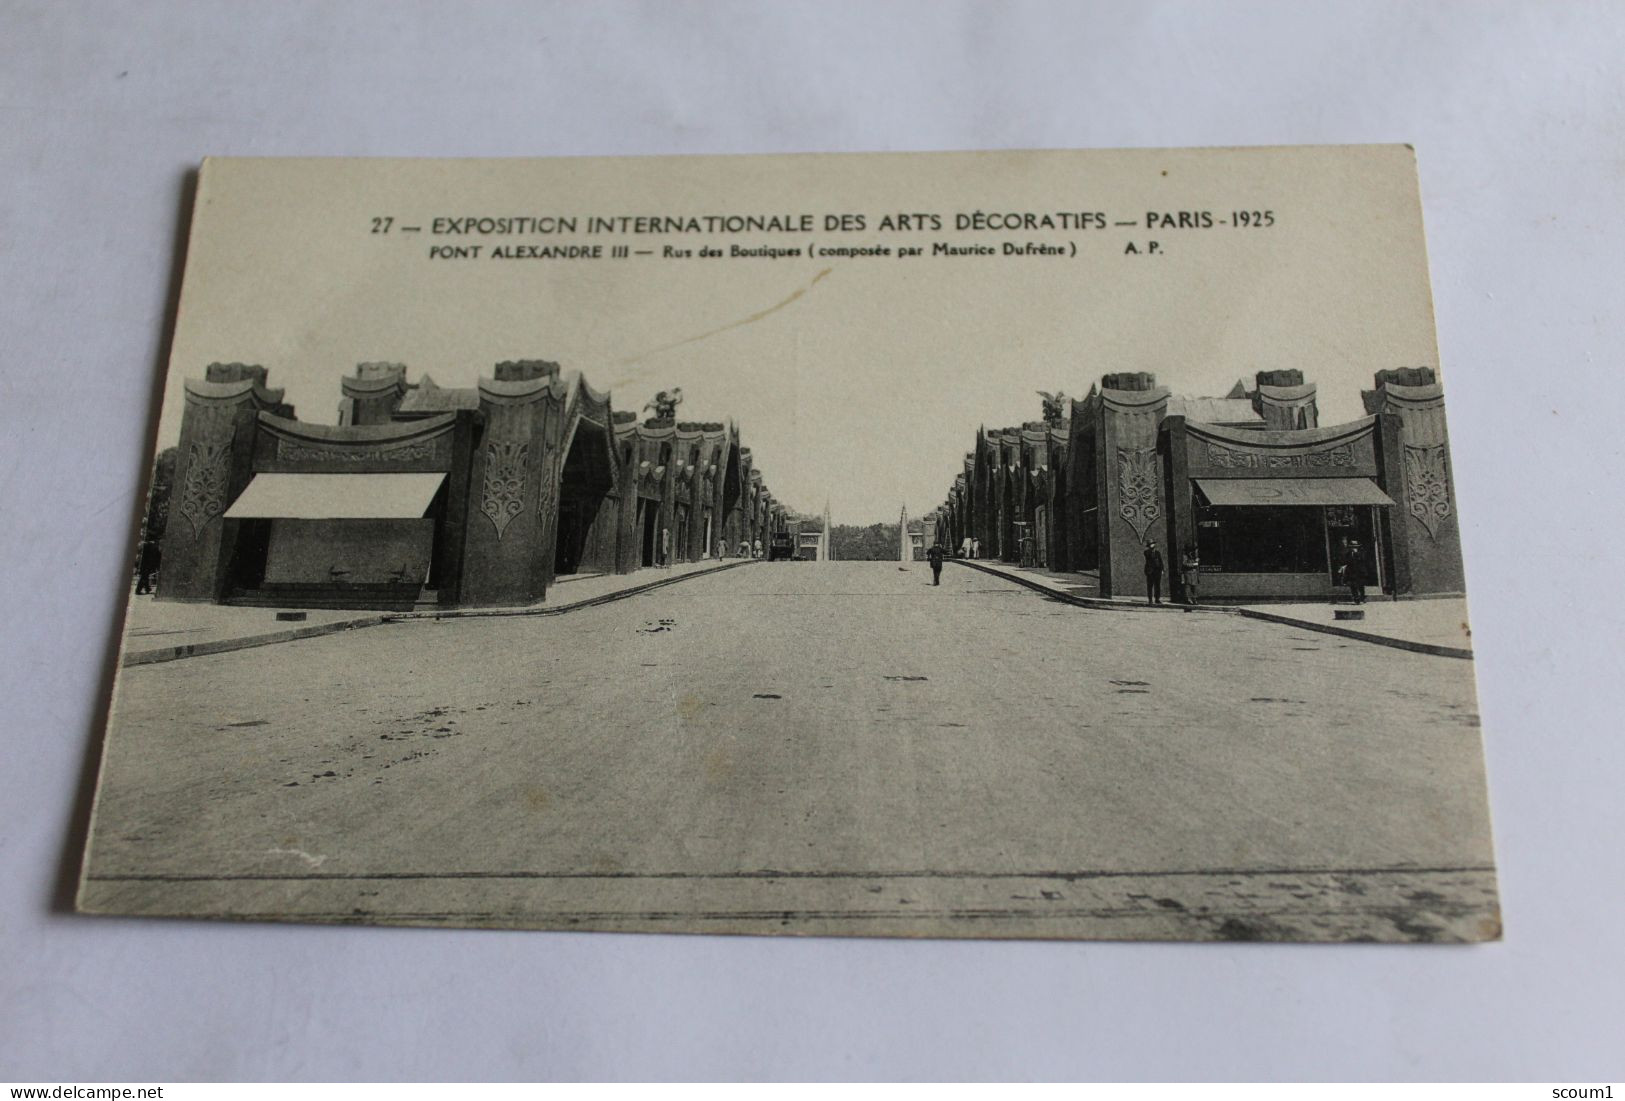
[959,536,971,559]
[753,537,763,559]
[1341,540,1368,604]
[971,537,981,559]
[1143,540,1164,605]
[1180,543,1200,606]
[738,539,750,558]
[926,543,944,585]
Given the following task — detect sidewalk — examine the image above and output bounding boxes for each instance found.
[951,558,1211,613]
[397,557,756,620]
[121,557,757,667]
[1235,599,1473,659]
[949,558,1473,659]
[120,598,384,667]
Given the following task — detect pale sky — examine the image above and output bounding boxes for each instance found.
[160,149,1442,525]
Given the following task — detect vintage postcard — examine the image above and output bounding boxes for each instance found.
[79,146,1498,941]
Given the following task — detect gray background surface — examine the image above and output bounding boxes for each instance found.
[2,0,1620,1081]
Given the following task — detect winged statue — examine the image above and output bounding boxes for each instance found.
[644,388,685,420]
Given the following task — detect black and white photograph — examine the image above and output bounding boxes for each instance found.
[6,1,1623,1085]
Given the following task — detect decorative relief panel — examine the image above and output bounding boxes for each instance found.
[480,440,529,540]
[1207,442,1354,469]
[1117,446,1160,541]
[1403,444,1452,538]
[534,417,562,550]
[178,429,235,539]
[277,438,438,463]
[536,462,558,544]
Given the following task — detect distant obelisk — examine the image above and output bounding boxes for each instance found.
[899,504,910,562]
[822,499,833,562]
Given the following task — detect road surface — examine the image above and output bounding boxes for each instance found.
[81,561,1499,941]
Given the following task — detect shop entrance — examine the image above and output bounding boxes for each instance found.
[638,501,658,567]
[554,497,586,576]
[1190,477,1396,599]
[219,472,446,609]
[1324,504,1384,591]
[553,419,616,577]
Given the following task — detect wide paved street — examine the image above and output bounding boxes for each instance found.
[82,561,1498,941]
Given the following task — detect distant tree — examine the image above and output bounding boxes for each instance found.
[831,523,901,560]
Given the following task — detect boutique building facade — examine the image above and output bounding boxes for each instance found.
[157,360,781,609]
[933,367,1465,603]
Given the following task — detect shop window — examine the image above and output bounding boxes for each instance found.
[1195,503,1329,574]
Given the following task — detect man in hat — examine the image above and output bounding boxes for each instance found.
[134,537,161,595]
[1180,542,1201,606]
[1342,540,1368,604]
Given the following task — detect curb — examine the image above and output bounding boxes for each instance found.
[949,559,1226,614]
[950,559,1473,660]
[122,559,760,667]
[1232,607,1474,661]
[122,615,390,667]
